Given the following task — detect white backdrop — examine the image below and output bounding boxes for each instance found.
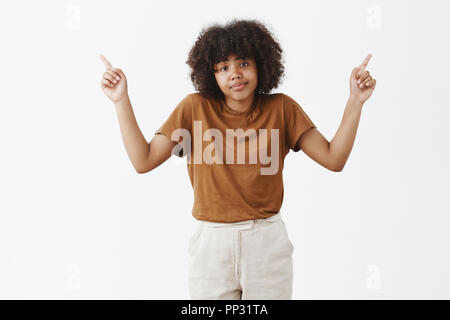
[1,0,449,299]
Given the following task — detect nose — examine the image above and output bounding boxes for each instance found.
[229,65,242,80]
[231,72,242,80]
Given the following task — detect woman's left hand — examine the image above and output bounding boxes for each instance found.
[350,54,377,104]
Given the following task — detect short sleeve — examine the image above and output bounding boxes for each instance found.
[283,93,316,152]
[155,94,193,157]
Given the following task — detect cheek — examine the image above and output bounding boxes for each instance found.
[215,78,229,92]
[248,69,258,81]
[214,76,224,88]
[249,73,258,85]
[219,79,228,90]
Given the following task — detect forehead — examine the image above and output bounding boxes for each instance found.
[216,54,252,64]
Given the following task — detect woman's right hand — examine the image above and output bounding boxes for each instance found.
[99,54,128,103]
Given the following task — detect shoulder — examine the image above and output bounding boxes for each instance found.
[185,92,221,110]
[260,92,297,107]
[187,92,202,101]
[259,93,298,114]
[188,92,215,103]
[278,93,307,114]
[172,92,200,112]
[257,92,284,109]
[278,93,299,106]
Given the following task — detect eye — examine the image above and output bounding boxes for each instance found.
[219,62,248,72]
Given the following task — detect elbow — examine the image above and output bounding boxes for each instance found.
[329,150,345,172]
[328,144,344,172]
[135,167,145,174]
[330,161,345,172]
[136,168,153,174]
[135,165,151,174]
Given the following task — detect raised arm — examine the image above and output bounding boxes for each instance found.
[114,97,177,173]
[298,54,377,172]
[297,128,336,171]
[99,54,175,173]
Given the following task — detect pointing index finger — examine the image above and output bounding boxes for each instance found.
[358,53,372,74]
[99,54,113,68]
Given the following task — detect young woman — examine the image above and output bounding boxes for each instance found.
[100,19,376,300]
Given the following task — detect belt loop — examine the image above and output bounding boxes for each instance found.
[239,220,255,230]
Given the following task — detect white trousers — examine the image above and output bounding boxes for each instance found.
[188,212,294,300]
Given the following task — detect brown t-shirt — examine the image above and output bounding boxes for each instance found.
[155,92,316,222]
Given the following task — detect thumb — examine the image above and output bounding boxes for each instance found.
[113,67,125,78]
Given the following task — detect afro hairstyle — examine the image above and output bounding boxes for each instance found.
[186,18,286,101]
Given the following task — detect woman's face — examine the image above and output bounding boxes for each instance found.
[213,53,258,101]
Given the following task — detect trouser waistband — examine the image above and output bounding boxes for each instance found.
[196,212,282,228]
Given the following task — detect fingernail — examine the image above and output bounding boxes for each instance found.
[116,76,120,80]
[113,79,117,83]
[360,84,364,88]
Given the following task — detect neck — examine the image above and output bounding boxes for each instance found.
[224,94,255,113]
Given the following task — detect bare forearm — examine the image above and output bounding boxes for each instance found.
[114,96,149,172]
[329,96,364,171]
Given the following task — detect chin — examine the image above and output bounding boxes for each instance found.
[231,92,252,100]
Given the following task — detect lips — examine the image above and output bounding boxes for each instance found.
[231,82,247,89]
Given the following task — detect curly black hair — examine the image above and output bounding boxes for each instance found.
[186,18,285,101]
